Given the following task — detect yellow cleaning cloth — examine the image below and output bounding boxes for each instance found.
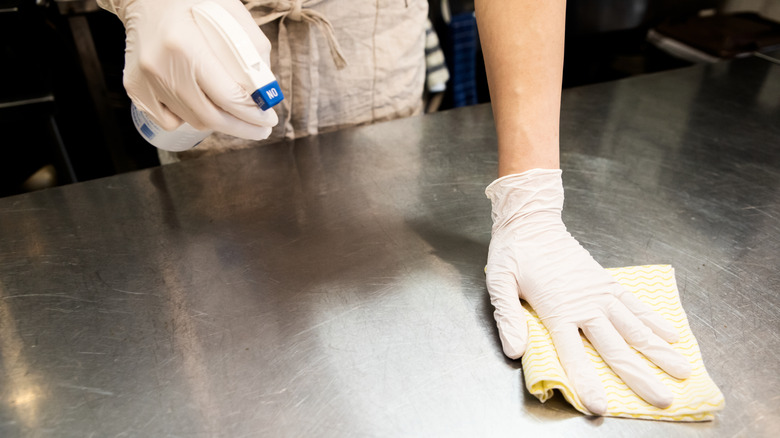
[522,264,725,421]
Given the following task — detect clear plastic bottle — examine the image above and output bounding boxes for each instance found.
[131,103,212,151]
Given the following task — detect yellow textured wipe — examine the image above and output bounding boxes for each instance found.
[522,264,725,421]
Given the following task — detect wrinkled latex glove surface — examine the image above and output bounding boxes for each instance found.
[485,169,692,415]
[98,0,277,139]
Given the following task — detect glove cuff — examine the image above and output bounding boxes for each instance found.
[485,168,564,226]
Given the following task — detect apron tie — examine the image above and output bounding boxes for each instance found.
[245,0,348,69]
[244,0,347,139]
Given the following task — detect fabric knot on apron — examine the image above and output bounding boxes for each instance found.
[244,1,347,68]
[286,0,303,21]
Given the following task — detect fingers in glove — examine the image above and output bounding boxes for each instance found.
[612,284,679,343]
[486,268,528,359]
[126,81,184,132]
[581,317,674,409]
[195,58,279,130]
[161,68,274,140]
[550,324,608,415]
[607,302,691,380]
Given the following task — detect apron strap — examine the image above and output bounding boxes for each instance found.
[244,0,347,139]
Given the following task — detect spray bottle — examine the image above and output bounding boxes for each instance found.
[131,1,283,151]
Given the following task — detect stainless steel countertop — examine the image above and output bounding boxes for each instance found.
[1,57,779,437]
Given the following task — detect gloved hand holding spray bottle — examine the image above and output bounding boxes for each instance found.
[97,0,283,151]
[132,1,283,150]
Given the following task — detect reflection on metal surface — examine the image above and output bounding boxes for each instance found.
[0,281,43,431]
[753,51,780,65]
[756,65,780,110]
[161,259,220,433]
[0,57,779,436]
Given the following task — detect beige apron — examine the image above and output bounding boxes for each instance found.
[159,0,428,162]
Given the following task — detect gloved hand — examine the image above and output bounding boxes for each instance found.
[98,0,277,139]
[485,168,692,415]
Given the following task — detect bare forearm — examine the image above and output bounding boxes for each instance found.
[475,1,566,176]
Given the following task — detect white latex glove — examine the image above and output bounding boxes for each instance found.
[99,0,277,139]
[485,168,692,415]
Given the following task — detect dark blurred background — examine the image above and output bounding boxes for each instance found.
[2,0,779,197]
